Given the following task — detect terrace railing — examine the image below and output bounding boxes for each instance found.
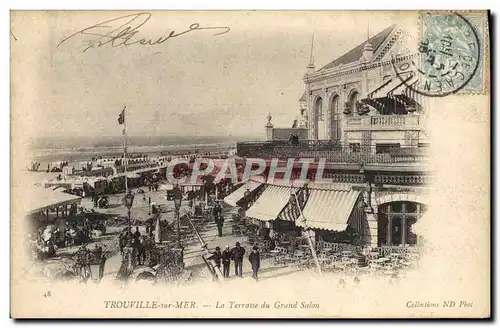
[236,140,428,164]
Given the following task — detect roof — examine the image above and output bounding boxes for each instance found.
[319,25,396,71]
[223,180,263,207]
[297,189,361,231]
[25,187,82,214]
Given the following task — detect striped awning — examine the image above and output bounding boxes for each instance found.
[245,184,291,221]
[223,180,262,207]
[297,189,361,231]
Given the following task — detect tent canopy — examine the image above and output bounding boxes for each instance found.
[297,189,361,231]
[25,187,82,214]
[223,180,263,207]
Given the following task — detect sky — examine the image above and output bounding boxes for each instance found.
[12,11,412,138]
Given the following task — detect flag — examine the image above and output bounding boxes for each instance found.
[118,107,125,125]
[278,186,310,222]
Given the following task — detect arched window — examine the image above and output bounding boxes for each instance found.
[348,91,359,116]
[330,95,341,141]
[315,97,324,121]
[377,201,427,246]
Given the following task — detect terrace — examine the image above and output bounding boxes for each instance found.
[236,139,428,165]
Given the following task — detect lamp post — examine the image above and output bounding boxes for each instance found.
[88,255,106,284]
[173,185,183,248]
[123,191,134,234]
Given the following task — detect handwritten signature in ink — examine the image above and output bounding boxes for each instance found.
[57,12,230,52]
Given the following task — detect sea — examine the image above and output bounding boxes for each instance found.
[27,135,262,167]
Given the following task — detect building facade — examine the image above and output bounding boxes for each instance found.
[236,25,430,248]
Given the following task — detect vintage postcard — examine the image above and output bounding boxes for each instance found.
[10,10,490,318]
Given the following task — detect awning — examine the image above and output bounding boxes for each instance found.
[223,180,262,207]
[245,184,291,221]
[368,77,406,98]
[25,187,82,214]
[297,189,361,231]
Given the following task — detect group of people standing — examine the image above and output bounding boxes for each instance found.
[208,242,261,281]
[118,226,154,266]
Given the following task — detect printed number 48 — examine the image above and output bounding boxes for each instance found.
[43,291,51,298]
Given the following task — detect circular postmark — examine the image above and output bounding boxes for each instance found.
[393,12,480,97]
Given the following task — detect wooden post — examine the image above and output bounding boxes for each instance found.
[294,192,322,277]
[183,209,225,281]
[401,203,407,245]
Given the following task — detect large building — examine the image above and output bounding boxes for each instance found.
[235,25,430,248]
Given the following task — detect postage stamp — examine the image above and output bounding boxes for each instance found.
[393,11,488,97]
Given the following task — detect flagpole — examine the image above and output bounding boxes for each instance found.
[294,191,322,277]
[123,106,128,195]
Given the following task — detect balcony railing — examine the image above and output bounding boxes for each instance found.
[346,115,421,128]
[236,140,428,164]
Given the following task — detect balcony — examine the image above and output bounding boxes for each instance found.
[346,115,422,130]
[236,140,428,165]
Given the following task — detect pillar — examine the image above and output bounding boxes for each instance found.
[402,217,407,246]
[364,212,378,248]
[265,113,274,141]
[401,202,409,246]
[387,217,393,246]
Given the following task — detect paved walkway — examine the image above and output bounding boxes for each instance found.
[96,204,300,285]
[182,209,299,284]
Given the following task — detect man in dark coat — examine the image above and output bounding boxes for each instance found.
[212,201,222,223]
[248,246,261,281]
[208,246,222,271]
[231,242,245,278]
[133,226,141,241]
[118,231,127,255]
[137,236,147,265]
[221,245,231,278]
[215,214,224,237]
